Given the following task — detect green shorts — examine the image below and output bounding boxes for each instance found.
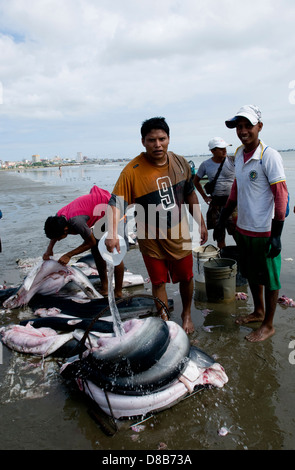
[235,232,281,291]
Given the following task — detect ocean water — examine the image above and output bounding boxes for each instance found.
[11,162,127,194]
[0,151,295,451]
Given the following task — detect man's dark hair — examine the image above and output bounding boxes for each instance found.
[140,117,170,139]
[44,216,67,239]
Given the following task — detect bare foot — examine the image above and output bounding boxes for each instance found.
[114,291,123,299]
[99,283,109,297]
[99,290,108,297]
[235,312,264,325]
[99,288,123,298]
[245,324,275,342]
[181,314,195,334]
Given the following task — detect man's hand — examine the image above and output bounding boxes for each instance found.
[268,219,284,258]
[43,239,56,261]
[43,250,53,260]
[200,223,208,246]
[58,254,71,265]
[105,236,121,253]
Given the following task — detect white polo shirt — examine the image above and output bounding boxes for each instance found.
[235,141,286,233]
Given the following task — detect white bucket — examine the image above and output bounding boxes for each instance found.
[193,244,220,283]
[98,232,127,266]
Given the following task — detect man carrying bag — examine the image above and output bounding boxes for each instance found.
[194,137,236,248]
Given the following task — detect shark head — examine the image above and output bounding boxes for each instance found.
[3,290,28,309]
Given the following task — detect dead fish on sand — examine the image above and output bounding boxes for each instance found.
[278,295,295,307]
[0,323,73,357]
[3,259,103,309]
[235,292,248,300]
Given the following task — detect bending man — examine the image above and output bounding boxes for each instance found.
[43,185,124,298]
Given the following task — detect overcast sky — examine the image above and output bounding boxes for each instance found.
[0,0,295,161]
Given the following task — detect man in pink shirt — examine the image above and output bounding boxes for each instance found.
[43,185,124,298]
[214,105,288,342]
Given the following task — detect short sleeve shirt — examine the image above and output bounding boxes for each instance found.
[109,152,194,260]
[57,185,110,241]
[67,214,92,241]
[235,141,286,233]
[196,156,235,196]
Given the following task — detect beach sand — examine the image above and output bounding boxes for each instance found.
[0,167,295,451]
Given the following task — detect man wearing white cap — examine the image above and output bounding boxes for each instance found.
[213,105,289,342]
[194,137,236,248]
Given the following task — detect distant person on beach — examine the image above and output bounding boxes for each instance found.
[105,116,208,334]
[43,185,124,298]
[213,105,288,342]
[194,137,236,248]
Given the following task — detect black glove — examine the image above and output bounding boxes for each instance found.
[213,206,233,243]
[268,219,284,258]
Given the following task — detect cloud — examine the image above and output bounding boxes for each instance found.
[0,0,294,159]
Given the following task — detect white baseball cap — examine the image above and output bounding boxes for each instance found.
[208,137,232,150]
[225,104,262,128]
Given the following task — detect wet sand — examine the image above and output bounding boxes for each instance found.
[1,167,295,451]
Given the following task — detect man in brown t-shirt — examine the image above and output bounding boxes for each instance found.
[105,117,207,334]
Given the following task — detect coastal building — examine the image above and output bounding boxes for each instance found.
[52,155,62,164]
[32,154,41,163]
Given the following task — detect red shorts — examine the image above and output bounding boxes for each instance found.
[142,253,193,286]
